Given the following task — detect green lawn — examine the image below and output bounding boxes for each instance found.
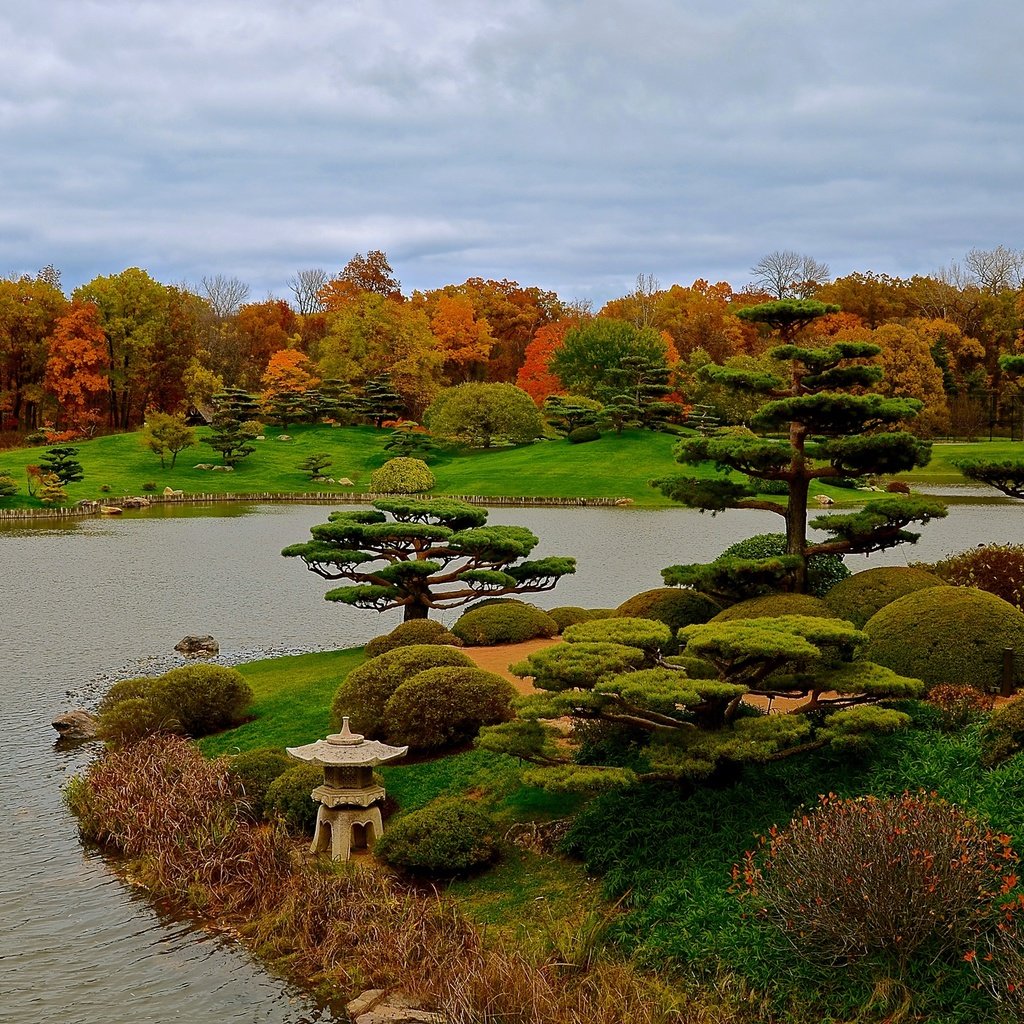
[2,425,1016,511]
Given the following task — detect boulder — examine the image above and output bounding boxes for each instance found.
[193,463,215,470]
[210,465,234,472]
[52,709,99,741]
[174,634,219,657]
[346,990,442,1024]
[278,434,292,441]
[338,477,354,486]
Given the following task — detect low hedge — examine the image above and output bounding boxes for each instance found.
[265,762,323,834]
[375,797,499,877]
[364,619,463,658]
[824,566,947,627]
[384,666,516,750]
[865,586,1024,691]
[451,601,559,646]
[228,748,293,821]
[331,644,474,734]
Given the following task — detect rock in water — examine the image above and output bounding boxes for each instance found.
[174,635,220,657]
[52,709,99,741]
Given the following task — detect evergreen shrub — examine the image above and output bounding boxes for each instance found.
[980,695,1024,767]
[228,748,293,820]
[824,566,947,627]
[865,586,1024,691]
[331,644,474,733]
[616,588,720,631]
[369,457,435,494]
[384,667,516,750]
[452,602,559,646]
[711,593,837,622]
[265,762,323,834]
[364,619,463,658]
[546,606,616,632]
[567,425,602,444]
[718,533,851,598]
[375,797,499,876]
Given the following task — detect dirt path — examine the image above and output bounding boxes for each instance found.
[459,637,561,694]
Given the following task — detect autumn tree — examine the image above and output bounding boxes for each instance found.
[870,323,950,436]
[654,299,946,593]
[516,319,576,403]
[44,301,109,432]
[338,250,402,299]
[425,383,544,448]
[429,294,494,383]
[200,274,250,319]
[282,497,575,621]
[141,412,196,468]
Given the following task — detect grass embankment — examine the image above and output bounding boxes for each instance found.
[3,424,1000,511]
[197,644,1024,1023]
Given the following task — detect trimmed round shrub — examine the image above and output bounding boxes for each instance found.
[864,586,1024,691]
[980,695,1024,767]
[265,762,323,834]
[824,566,947,627]
[933,544,1024,611]
[562,617,674,658]
[384,666,516,750]
[741,792,1015,967]
[616,588,720,631]
[567,425,601,444]
[375,797,499,876]
[331,644,474,733]
[711,593,838,622]
[369,457,435,494]
[228,748,292,820]
[546,606,616,632]
[148,664,254,737]
[719,533,851,598]
[452,601,559,646]
[97,677,153,717]
[364,618,463,658]
[97,696,165,746]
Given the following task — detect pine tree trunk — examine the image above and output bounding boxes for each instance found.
[403,599,430,621]
[787,421,810,593]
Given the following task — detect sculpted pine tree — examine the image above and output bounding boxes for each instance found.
[478,615,922,791]
[654,300,946,593]
[283,497,575,621]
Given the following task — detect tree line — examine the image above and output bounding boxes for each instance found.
[3,247,1024,440]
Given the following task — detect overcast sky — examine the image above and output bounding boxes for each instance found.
[2,1,1022,305]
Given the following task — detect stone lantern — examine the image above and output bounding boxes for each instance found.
[286,717,408,861]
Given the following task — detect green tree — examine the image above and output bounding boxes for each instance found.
[383,421,436,459]
[141,412,195,468]
[361,374,406,427]
[425,382,543,448]
[282,497,575,621]
[654,300,946,593]
[298,453,332,480]
[0,474,17,498]
[40,445,83,484]
[542,394,603,435]
[205,388,259,466]
[478,615,921,791]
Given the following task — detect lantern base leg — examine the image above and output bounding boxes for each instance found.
[310,805,384,861]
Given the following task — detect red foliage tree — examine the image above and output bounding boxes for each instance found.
[44,301,109,431]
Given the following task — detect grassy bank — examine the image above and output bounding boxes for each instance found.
[3,424,1004,511]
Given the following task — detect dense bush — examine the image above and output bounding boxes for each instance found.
[824,565,947,627]
[718,533,851,598]
[566,425,602,444]
[865,586,1024,691]
[451,601,559,645]
[933,544,1024,611]
[96,665,253,744]
[384,666,516,750]
[546,606,616,632]
[739,792,1014,969]
[710,593,838,622]
[331,644,474,734]
[368,457,435,494]
[561,617,674,658]
[264,762,323,834]
[375,797,499,876]
[364,618,463,658]
[926,684,995,733]
[616,588,720,632]
[980,694,1024,767]
[228,748,293,820]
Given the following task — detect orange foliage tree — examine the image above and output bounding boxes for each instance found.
[44,301,109,432]
[260,349,320,402]
[429,294,494,383]
[516,320,575,404]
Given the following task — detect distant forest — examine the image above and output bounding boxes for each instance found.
[3,246,1023,441]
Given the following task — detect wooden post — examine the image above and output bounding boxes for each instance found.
[1002,647,1015,697]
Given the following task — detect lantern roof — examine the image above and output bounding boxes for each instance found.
[286,717,408,767]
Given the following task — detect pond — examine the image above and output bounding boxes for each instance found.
[3,496,1023,1022]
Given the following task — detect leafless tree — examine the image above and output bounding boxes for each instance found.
[201,274,250,318]
[630,272,661,328]
[964,245,1024,294]
[36,264,62,292]
[287,268,329,314]
[750,251,831,299]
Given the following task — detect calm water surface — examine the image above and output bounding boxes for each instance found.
[3,498,1023,1023]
